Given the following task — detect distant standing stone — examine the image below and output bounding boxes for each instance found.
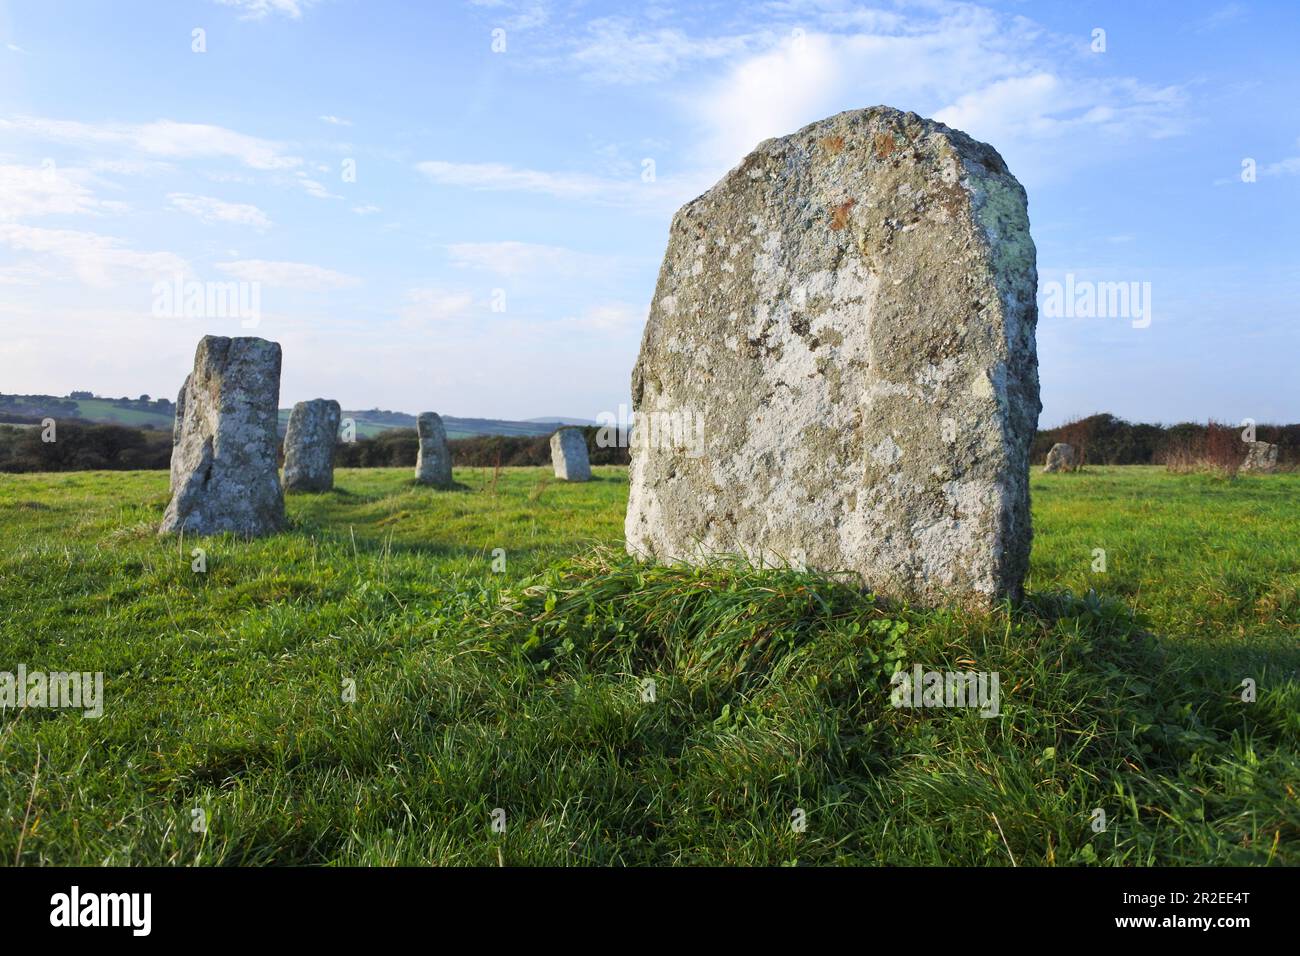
[624,106,1041,610]
[160,336,286,536]
[283,399,342,492]
[550,427,592,482]
[1240,441,1279,474]
[1043,443,1077,473]
[415,412,453,487]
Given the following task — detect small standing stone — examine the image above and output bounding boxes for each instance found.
[415,412,453,487]
[1240,441,1279,474]
[1043,443,1077,473]
[550,427,592,482]
[283,399,342,492]
[160,335,285,536]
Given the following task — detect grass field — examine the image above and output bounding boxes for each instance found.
[0,466,1296,865]
[71,399,173,430]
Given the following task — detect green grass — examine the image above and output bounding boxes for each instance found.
[0,465,1295,865]
[72,398,174,429]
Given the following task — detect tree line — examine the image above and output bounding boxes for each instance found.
[0,423,631,473]
[0,415,1292,473]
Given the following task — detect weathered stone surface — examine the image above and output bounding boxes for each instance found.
[283,399,341,492]
[1043,442,1076,473]
[415,412,453,486]
[550,427,592,481]
[169,376,189,495]
[625,106,1040,609]
[160,336,286,536]
[1240,441,1278,474]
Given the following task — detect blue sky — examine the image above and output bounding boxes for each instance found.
[0,0,1296,425]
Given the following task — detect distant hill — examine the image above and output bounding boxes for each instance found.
[0,393,575,440]
[0,393,176,430]
[523,416,599,426]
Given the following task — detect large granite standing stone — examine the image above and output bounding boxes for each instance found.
[1043,442,1076,473]
[160,336,286,536]
[1240,441,1278,474]
[415,412,453,487]
[550,427,592,482]
[283,399,342,492]
[625,107,1041,609]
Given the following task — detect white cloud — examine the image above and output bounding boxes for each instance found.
[571,18,754,84]
[294,171,341,199]
[167,193,272,229]
[0,163,127,220]
[415,158,700,211]
[351,203,381,215]
[0,116,302,171]
[416,159,620,200]
[682,13,1189,184]
[397,287,476,329]
[473,0,548,31]
[446,241,615,277]
[1262,140,1300,177]
[1189,3,1246,34]
[560,301,647,333]
[319,114,352,126]
[0,261,59,286]
[0,223,188,286]
[214,259,360,289]
[689,31,845,174]
[215,0,317,20]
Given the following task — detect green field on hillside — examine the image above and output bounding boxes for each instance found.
[0,466,1296,865]
[71,399,174,430]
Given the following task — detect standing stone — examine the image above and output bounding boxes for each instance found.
[415,412,453,487]
[283,399,342,492]
[550,427,592,482]
[625,107,1040,610]
[160,336,285,536]
[1240,441,1278,474]
[1043,443,1076,473]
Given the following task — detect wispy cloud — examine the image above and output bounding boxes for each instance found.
[215,0,318,21]
[677,14,1189,184]
[0,115,302,171]
[1188,3,1246,34]
[293,171,341,199]
[415,158,699,211]
[397,286,476,329]
[446,240,617,277]
[319,114,352,126]
[214,259,360,289]
[471,0,549,31]
[0,163,127,220]
[560,300,647,334]
[416,159,621,199]
[167,193,272,229]
[0,223,188,286]
[570,17,755,84]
